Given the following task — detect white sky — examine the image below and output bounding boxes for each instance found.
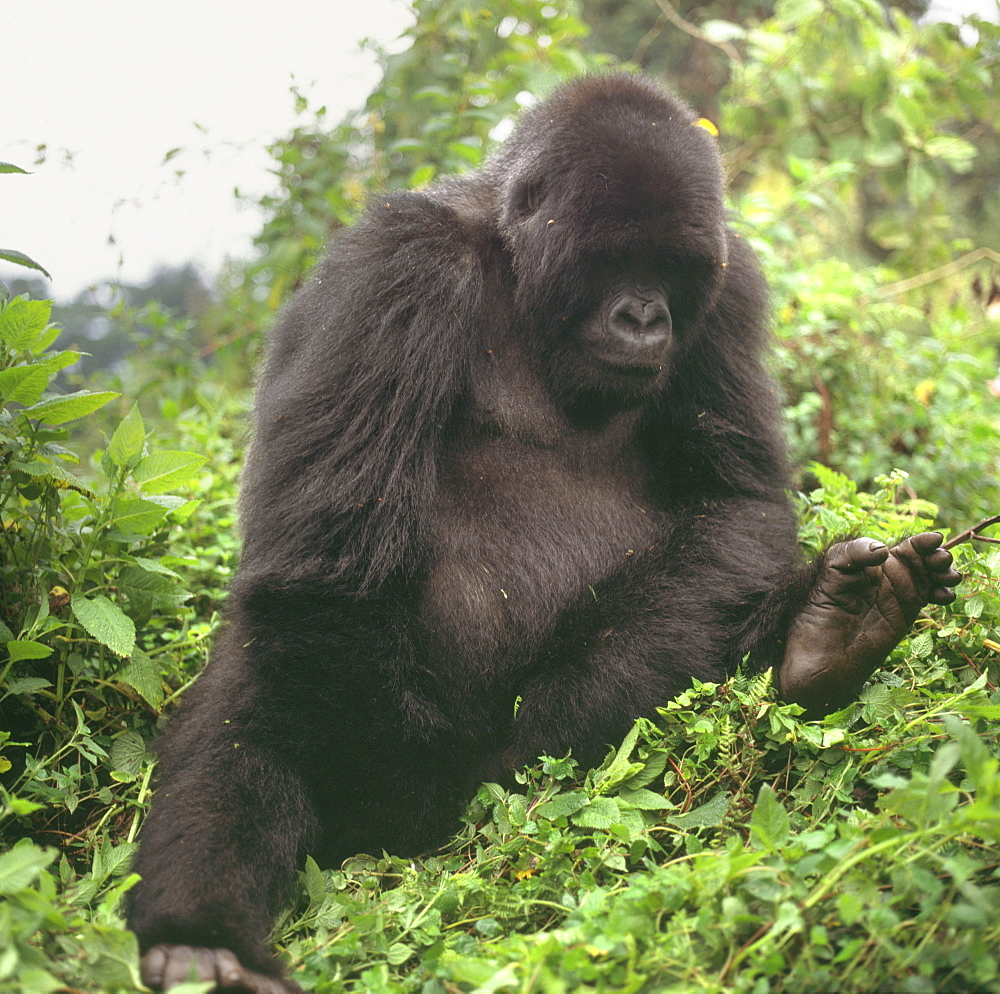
[2,0,994,302]
[1,0,415,300]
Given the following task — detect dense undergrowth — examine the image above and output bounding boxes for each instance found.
[3,0,1000,991]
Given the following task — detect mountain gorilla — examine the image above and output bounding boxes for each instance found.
[127,73,961,992]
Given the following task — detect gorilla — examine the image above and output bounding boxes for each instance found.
[127,73,961,992]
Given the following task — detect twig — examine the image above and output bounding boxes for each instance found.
[876,248,1000,298]
[942,515,1000,551]
[653,0,744,64]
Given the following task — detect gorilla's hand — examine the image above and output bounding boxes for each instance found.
[780,532,962,713]
[141,944,302,994]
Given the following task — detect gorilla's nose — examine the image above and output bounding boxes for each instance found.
[608,295,671,349]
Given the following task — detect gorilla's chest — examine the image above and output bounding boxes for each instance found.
[423,434,664,652]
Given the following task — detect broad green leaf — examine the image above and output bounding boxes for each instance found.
[0,839,56,894]
[5,676,52,694]
[109,729,147,776]
[108,497,169,537]
[21,389,118,426]
[0,351,81,406]
[71,594,136,657]
[749,783,791,852]
[133,450,207,494]
[571,796,623,829]
[0,297,51,349]
[617,787,674,811]
[10,459,93,496]
[108,404,145,468]
[117,565,189,609]
[535,791,589,821]
[0,162,29,174]
[114,648,163,708]
[668,791,730,829]
[4,640,53,662]
[133,556,182,579]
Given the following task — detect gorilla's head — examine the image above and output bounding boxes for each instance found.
[488,72,730,405]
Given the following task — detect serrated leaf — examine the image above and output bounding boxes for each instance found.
[108,497,169,537]
[0,350,81,405]
[4,640,54,662]
[133,450,207,494]
[108,404,145,468]
[572,796,623,829]
[0,297,51,349]
[535,792,589,821]
[133,556,182,579]
[113,648,163,708]
[117,566,189,609]
[668,791,730,829]
[109,729,147,776]
[71,594,135,657]
[10,459,93,496]
[617,787,674,811]
[21,389,118,426]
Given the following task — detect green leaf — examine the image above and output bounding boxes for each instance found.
[668,791,730,829]
[71,594,136,657]
[113,648,163,708]
[107,497,169,537]
[109,729,148,776]
[0,351,81,405]
[0,249,51,279]
[0,839,56,894]
[117,566,189,609]
[0,297,51,349]
[6,676,53,694]
[133,450,207,494]
[0,162,29,174]
[20,389,119,426]
[107,404,145,468]
[617,787,674,811]
[572,796,624,829]
[4,640,54,662]
[749,783,791,852]
[535,791,589,821]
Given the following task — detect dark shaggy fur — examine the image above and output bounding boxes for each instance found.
[126,73,959,992]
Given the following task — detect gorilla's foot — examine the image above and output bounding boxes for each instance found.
[141,945,302,994]
[779,532,962,714]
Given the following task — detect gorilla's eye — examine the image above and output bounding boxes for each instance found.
[514,179,545,216]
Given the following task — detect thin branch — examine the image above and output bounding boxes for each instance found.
[943,515,1000,551]
[876,248,1000,298]
[653,0,744,64]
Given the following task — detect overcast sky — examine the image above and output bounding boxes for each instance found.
[2,0,993,302]
[1,0,415,300]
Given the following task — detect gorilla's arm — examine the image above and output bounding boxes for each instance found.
[126,634,315,991]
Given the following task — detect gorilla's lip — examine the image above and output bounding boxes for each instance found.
[593,354,667,377]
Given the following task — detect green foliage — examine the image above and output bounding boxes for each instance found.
[0,292,214,866]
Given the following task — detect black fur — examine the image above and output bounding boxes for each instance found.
[128,73,813,979]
